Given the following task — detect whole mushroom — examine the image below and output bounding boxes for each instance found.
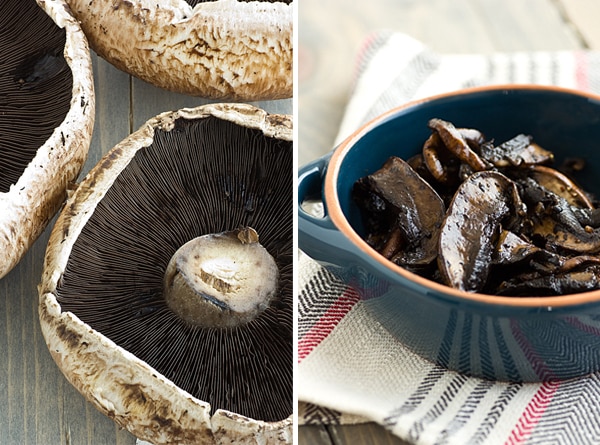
[63,0,293,100]
[38,103,293,444]
[0,0,94,279]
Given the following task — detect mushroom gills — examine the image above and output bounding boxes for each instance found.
[0,0,72,192]
[54,114,293,423]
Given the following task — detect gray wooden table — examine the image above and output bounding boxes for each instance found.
[298,0,600,443]
[0,52,290,444]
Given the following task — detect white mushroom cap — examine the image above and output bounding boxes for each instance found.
[39,103,292,444]
[64,0,293,100]
[0,0,94,279]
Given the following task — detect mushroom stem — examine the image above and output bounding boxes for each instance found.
[163,227,279,328]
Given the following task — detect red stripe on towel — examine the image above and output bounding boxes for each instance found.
[505,380,560,445]
[575,51,588,90]
[298,286,360,362]
[566,316,600,337]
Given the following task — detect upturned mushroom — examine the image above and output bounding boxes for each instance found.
[0,0,94,278]
[38,103,293,444]
[63,0,293,100]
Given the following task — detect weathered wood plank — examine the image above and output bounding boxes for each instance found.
[131,78,292,131]
[329,423,412,445]
[82,54,132,172]
[298,425,333,444]
[556,0,600,49]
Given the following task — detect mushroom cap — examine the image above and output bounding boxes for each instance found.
[38,103,292,444]
[64,0,293,100]
[0,0,94,279]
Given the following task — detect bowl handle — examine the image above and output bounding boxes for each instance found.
[298,154,365,268]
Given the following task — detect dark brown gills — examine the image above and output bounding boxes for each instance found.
[0,0,72,192]
[55,117,293,422]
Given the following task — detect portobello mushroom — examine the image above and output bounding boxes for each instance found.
[0,0,94,278]
[527,164,593,209]
[38,103,293,444]
[63,0,293,100]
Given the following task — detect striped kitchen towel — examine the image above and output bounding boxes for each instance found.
[298,31,600,444]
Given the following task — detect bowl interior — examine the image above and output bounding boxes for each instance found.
[336,87,600,239]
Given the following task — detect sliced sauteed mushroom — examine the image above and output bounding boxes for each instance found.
[423,132,458,185]
[479,134,554,167]
[428,118,490,172]
[492,230,561,271]
[353,118,600,296]
[353,156,445,271]
[0,0,94,278]
[437,171,524,292]
[39,104,293,444]
[527,164,593,208]
[497,265,600,296]
[518,176,600,254]
[63,0,293,100]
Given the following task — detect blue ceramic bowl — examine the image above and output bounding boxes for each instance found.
[298,85,600,382]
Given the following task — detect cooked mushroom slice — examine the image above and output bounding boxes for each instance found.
[422,126,486,185]
[571,207,600,228]
[39,104,293,444]
[0,0,94,278]
[438,171,525,292]
[407,153,456,205]
[497,265,600,296]
[527,165,593,209]
[479,134,554,167]
[428,118,490,172]
[407,153,436,182]
[559,255,600,273]
[422,132,461,186]
[493,230,556,266]
[458,127,486,149]
[530,215,600,254]
[353,156,445,270]
[520,177,600,254]
[64,0,293,100]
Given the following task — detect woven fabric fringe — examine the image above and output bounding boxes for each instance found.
[298,32,600,445]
